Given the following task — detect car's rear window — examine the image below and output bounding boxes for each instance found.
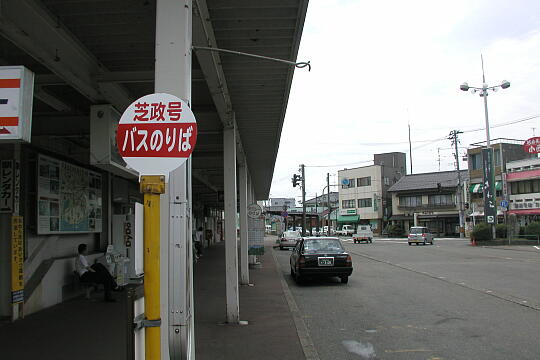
[283,231,301,238]
[304,239,343,253]
[410,227,427,234]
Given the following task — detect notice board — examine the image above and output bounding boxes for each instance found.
[37,154,102,234]
[248,216,265,255]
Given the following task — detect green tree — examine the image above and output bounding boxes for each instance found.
[525,222,540,238]
[495,224,507,238]
[472,223,492,241]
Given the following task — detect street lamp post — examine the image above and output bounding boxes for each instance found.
[460,55,510,240]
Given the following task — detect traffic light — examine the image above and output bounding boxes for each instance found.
[292,174,301,187]
[465,202,469,209]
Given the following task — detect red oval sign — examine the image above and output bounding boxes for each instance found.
[523,137,540,154]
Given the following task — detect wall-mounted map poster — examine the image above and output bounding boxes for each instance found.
[37,154,102,234]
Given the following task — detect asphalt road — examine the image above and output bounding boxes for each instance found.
[273,237,540,360]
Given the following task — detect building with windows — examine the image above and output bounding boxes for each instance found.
[388,170,468,236]
[506,157,540,225]
[304,192,339,208]
[338,152,406,234]
[467,138,532,220]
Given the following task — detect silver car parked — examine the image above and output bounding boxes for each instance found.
[407,226,434,245]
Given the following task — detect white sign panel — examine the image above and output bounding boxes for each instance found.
[116,93,197,176]
[0,66,34,142]
[248,216,265,255]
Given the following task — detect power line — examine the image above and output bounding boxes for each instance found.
[300,114,540,169]
[305,159,372,168]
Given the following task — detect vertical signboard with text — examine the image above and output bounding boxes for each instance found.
[247,204,265,255]
[11,216,24,304]
[482,148,497,223]
[1,160,14,213]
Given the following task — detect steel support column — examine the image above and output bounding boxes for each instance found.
[239,163,249,285]
[155,0,194,358]
[223,125,239,323]
[247,175,256,265]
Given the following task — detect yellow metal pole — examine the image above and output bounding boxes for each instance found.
[140,175,165,360]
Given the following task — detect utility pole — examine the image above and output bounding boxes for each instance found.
[408,122,413,174]
[449,130,465,238]
[301,164,306,237]
[315,192,319,233]
[327,173,331,234]
[437,148,441,172]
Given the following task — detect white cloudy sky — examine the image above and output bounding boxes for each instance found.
[270,0,540,203]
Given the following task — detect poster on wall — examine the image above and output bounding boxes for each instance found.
[37,154,102,234]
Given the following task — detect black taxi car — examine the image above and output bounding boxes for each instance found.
[290,237,353,284]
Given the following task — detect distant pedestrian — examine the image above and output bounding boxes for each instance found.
[195,227,204,257]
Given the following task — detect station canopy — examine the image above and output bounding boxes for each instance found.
[0,0,308,208]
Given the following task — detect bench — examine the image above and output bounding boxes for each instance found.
[73,271,101,299]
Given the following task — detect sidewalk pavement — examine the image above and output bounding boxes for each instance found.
[0,236,307,360]
[195,237,306,359]
[0,289,126,360]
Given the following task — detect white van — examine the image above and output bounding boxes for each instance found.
[353,225,373,243]
[336,225,354,236]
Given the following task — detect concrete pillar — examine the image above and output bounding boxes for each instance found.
[239,163,249,285]
[155,0,193,357]
[223,125,239,323]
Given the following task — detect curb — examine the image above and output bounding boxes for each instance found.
[270,247,320,360]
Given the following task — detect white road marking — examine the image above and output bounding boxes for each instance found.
[534,246,540,250]
[342,340,376,359]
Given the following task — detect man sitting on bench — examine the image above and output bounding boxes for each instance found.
[75,244,117,302]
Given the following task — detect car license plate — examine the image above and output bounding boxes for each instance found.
[318,257,334,266]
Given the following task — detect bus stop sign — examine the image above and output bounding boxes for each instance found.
[116,93,197,175]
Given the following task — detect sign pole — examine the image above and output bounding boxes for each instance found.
[301,164,306,237]
[327,173,331,234]
[141,175,165,360]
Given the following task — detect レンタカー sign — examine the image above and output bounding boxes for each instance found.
[116,93,198,175]
[1,160,14,213]
[11,216,24,304]
[0,66,34,143]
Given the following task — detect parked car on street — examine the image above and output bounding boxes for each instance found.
[290,237,353,284]
[353,225,373,243]
[279,230,302,250]
[408,226,434,245]
[336,225,354,236]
